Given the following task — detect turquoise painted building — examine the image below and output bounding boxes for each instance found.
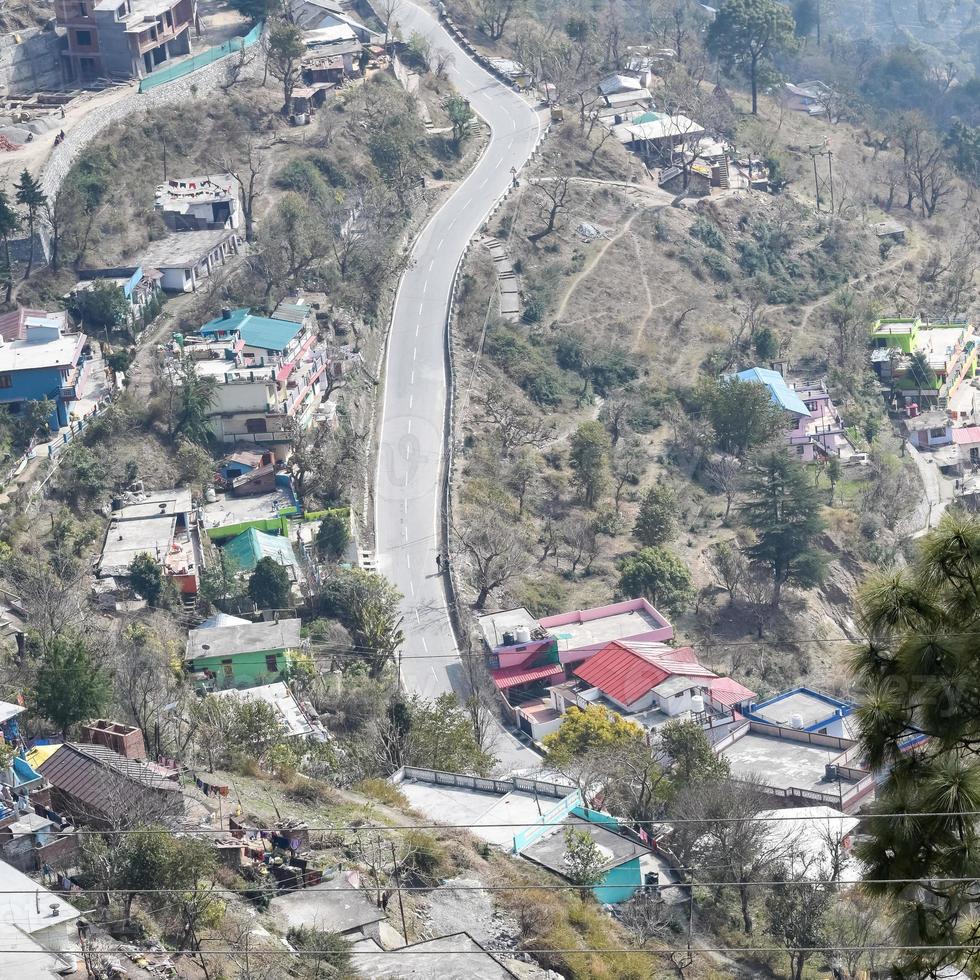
[520,805,648,904]
[223,527,298,574]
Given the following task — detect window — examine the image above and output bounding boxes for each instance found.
[674,691,685,699]
[78,2,87,14]
[930,427,947,439]
[221,658,233,678]
[0,375,11,389]
[75,29,91,44]
[265,654,278,673]
[246,418,267,434]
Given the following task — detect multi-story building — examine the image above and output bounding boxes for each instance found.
[871,316,978,414]
[733,367,853,461]
[56,0,193,82]
[184,302,341,447]
[0,310,95,430]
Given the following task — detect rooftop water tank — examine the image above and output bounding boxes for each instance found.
[515,625,531,644]
[790,713,805,729]
[690,694,704,714]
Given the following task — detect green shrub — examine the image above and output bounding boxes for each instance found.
[354,777,408,808]
[703,250,733,281]
[691,216,726,251]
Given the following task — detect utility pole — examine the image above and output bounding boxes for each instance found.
[810,149,821,210]
[389,841,409,942]
[827,149,835,214]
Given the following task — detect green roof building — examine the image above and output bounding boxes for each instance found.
[223,528,298,575]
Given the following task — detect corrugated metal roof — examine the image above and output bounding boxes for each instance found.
[953,426,980,445]
[707,676,757,707]
[734,367,812,417]
[37,742,182,819]
[574,641,719,707]
[491,663,564,690]
[223,528,297,572]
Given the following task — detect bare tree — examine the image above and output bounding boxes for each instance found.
[379,0,402,48]
[434,48,454,79]
[599,388,638,446]
[221,41,257,92]
[530,162,572,242]
[742,569,776,638]
[704,455,740,519]
[475,383,556,453]
[504,449,541,516]
[611,437,647,513]
[559,516,599,574]
[710,540,747,606]
[474,0,523,41]
[454,511,529,609]
[211,135,266,243]
[670,777,792,935]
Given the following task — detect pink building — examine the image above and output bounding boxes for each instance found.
[478,598,674,698]
[735,368,852,462]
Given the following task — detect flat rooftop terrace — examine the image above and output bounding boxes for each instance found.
[751,691,845,730]
[397,780,568,849]
[351,933,517,979]
[720,731,845,793]
[201,488,294,529]
[543,607,663,652]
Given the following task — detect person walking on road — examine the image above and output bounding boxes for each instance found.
[436,553,443,571]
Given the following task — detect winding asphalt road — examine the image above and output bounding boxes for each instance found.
[373,1,543,771]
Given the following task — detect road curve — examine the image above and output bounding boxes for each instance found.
[373,1,543,770]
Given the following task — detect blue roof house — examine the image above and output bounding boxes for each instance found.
[520,806,650,904]
[731,367,852,463]
[190,302,331,448]
[734,367,811,418]
[0,317,92,431]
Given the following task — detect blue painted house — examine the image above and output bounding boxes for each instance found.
[0,314,92,429]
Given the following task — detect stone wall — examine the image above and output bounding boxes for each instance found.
[0,28,64,96]
[40,39,261,199]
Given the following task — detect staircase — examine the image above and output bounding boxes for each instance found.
[715,157,731,189]
[480,236,522,322]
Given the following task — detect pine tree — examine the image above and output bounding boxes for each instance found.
[740,450,827,607]
[633,483,678,546]
[852,511,980,977]
[0,189,19,303]
[14,169,45,280]
[31,634,111,734]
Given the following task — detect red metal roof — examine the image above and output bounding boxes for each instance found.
[491,662,564,690]
[707,676,757,707]
[0,307,44,342]
[574,640,718,707]
[953,426,980,445]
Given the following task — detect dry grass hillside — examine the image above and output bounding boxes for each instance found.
[449,66,976,696]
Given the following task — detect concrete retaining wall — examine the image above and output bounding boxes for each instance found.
[40,36,262,199]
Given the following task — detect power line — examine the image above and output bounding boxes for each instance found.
[24,807,980,833]
[6,944,980,956]
[5,874,980,895]
[180,626,980,663]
